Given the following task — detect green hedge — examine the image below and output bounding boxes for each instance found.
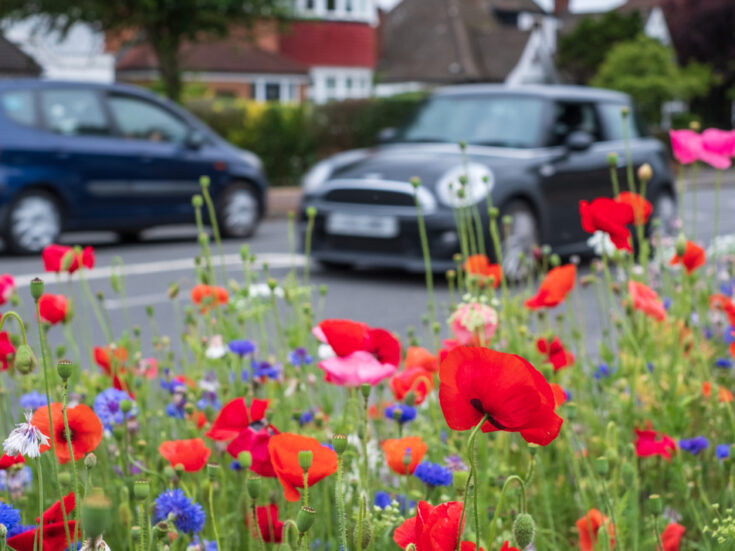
[187,94,427,187]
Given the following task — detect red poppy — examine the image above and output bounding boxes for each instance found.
[670,241,706,274]
[536,336,575,372]
[439,347,562,446]
[382,436,427,475]
[577,508,615,551]
[703,381,733,402]
[191,284,228,310]
[93,345,129,376]
[159,438,211,472]
[189,410,208,430]
[634,428,676,461]
[6,492,78,551]
[0,331,15,371]
[0,274,15,305]
[659,522,685,551]
[405,346,438,373]
[463,254,503,288]
[250,504,284,543]
[32,403,103,464]
[0,453,24,469]
[227,424,280,477]
[390,368,434,405]
[525,264,577,310]
[629,281,666,321]
[580,197,635,251]
[38,294,68,325]
[550,383,567,408]
[710,294,735,327]
[393,500,481,551]
[205,398,269,441]
[42,245,94,274]
[267,433,338,502]
[499,544,519,551]
[616,192,652,225]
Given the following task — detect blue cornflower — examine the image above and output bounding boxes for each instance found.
[394,494,416,515]
[445,455,467,472]
[647,363,654,373]
[594,364,614,380]
[229,339,256,356]
[230,460,242,471]
[0,502,20,532]
[385,404,417,424]
[413,461,453,487]
[154,489,206,534]
[188,536,217,551]
[716,444,731,460]
[289,347,313,367]
[374,490,392,509]
[716,358,734,369]
[679,436,709,456]
[721,281,734,297]
[663,297,673,310]
[19,391,48,411]
[252,359,280,379]
[564,389,573,401]
[165,402,186,419]
[93,388,136,431]
[299,410,315,426]
[196,392,221,412]
[725,327,735,345]
[160,378,188,394]
[0,466,32,492]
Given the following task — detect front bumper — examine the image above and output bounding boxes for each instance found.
[300,199,461,273]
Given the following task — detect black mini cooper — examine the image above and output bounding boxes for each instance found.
[300,85,676,275]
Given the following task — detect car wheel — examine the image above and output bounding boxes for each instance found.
[218,183,260,238]
[500,200,539,282]
[118,230,143,244]
[4,191,62,254]
[652,190,677,239]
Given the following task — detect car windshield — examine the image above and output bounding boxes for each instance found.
[398,94,546,148]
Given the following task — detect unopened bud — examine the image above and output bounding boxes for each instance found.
[410,177,420,188]
[637,163,652,182]
[237,451,252,469]
[453,471,469,495]
[607,152,618,168]
[84,453,97,469]
[513,513,536,549]
[192,195,204,208]
[200,175,210,188]
[675,233,687,257]
[207,463,220,481]
[595,456,609,476]
[14,345,35,374]
[247,476,261,500]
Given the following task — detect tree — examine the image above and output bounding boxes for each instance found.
[663,0,735,126]
[591,36,712,125]
[1,0,291,102]
[557,10,644,84]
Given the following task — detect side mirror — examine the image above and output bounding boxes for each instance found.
[186,130,206,149]
[377,127,397,144]
[565,130,594,152]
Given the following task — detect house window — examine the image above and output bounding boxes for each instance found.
[345,0,353,12]
[265,82,281,101]
[326,0,336,11]
[325,77,337,100]
[345,77,353,96]
[306,0,315,9]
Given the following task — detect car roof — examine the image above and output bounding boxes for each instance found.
[0,78,163,100]
[433,83,631,103]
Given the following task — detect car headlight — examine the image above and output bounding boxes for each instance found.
[239,149,263,172]
[302,160,333,193]
[436,164,494,208]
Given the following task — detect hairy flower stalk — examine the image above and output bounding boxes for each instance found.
[456,413,488,551]
[412,178,440,351]
[200,176,227,285]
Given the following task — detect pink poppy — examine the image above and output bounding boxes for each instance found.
[670,129,731,169]
[702,128,735,159]
[449,302,498,346]
[0,274,15,305]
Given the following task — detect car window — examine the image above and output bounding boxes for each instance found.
[1,90,37,127]
[399,95,546,148]
[598,103,642,141]
[550,102,602,146]
[107,95,189,144]
[40,89,110,136]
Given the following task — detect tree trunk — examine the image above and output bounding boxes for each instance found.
[148,30,182,102]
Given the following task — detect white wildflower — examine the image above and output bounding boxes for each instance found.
[587,231,617,257]
[3,411,50,459]
[205,335,227,360]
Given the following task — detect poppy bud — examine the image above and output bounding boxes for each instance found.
[637,163,653,182]
[353,515,373,549]
[120,399,133,414]
[247,476,261,500]
[489,207,499,219]
[118,500,133,528]
[133,325,141,338]
[332,434,348,456]
[513,513,535,549]
[0,524,6,539]
[607,152,618,168]
[453,471,469,495]
[240,244,250,261]
[14,345,36,374]
[410,177,421,188]
[649,494,662,515]
[392,408,404,423]
[595,456,609,476]
[267,278,278,291]
[689,120,700,132]
[200,175,210,188]
[163,466,175,480]
[296,506,316,534]
[207,463,220,481]
[192,195,204,208]
[540,364,553,381]
[237,451,253,469]
[167,283,180,300]
[82,491,112,539]
[502,214,512,228]
[59,472,72,487]
[405,391,417,407]
[133,480,150,501]
[459,141,467,150]
[30,278,44,301]
[458,174,468,186]
[110,271,121,294]
[621,462,635,486]
[549,253,561,267]
[60,250,76,272]
[621,106,630,117]
[174,463,185,475]
[57,359,73,381]
[360,383,371,399]
[675,233,687,257]
[319,284,328,296]
[85,453,97,469]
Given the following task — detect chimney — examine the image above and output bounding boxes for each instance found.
[554,0,569,15]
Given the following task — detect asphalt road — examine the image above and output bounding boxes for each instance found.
[2,184,735,355]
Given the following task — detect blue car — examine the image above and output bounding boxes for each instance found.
[0,80,267,253]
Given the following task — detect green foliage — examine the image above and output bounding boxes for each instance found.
[187,94,427,187]
[557,10,644,84]
[591,36,713,125]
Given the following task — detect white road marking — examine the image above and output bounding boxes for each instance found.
[12,252,306,288]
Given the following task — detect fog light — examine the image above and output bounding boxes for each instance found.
[440,231,458,247]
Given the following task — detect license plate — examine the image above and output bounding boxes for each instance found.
[326,213,399,238]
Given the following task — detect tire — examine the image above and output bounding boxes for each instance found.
[651,189,677,239]
[118,230,143,244]
[217,182,261,239]
[499,200,539,282]
[3,190,62,254]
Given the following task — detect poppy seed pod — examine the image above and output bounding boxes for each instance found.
[360,383,371,399]
[200,175,210,188]
[296,506,316,534]
[130,526,141,543]
[0,524,6,539]
[30,278,44,301]
[57,359,73,381]
[513,513,535,549]
[247,476,261,500]
[14,344,35,374]
[81,491,112,539]
[133,480,150,501]
[58,472,72,486]
[120,400,133,414]
[649,494,662,515]
[332,434,348,456]
[621,462,635,486]
[207,463,220,481]
[154,521,170,541]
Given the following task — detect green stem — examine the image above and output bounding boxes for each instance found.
[487,475,526,548]
[457,414,488,551]
[61,381,80,548]
[201,181,227,285]
[209,479,222,551]
[303,209,316,287]
[336,456,348,551]
[413,184,440,351]
[714,169,722,247]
